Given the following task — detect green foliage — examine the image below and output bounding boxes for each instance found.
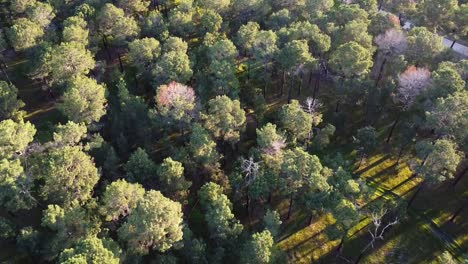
[200,37,239,97]
[279,100,312,142]
[157,157,191,202]
[418,0,458,32]
[53,121,87,146]
[142,11,169,40]
[62,16,89,45]
[0,217,15,239]
[428,64,465,99]
[59,236,121,264]
[329,41,373,78]
[426,91,468,145]
[152,37,193,86]
[277,39,315,72]
[33,146,99,206]
[241,230,275,264]
[116,0,150,14]
[236,22,260,54]
[99,179,145,222]
[314,124,336,149]
[98,3,139,43]
[405,27,445,67]
[204,95,246,145]
[26,2,55,28]
[10,0,36,14]
[46,42,95,85]
[415,139,462,184]
[188,123,220,166]
[58,75,107,124]
[42,204,101,253]
[7,18,44,51]
[118,190,184,254]
[124,147,157,183]
[355,126,378,155]
[305,0,334,18]
[0,81,24,120]
[128,37,161,73]
[0,159,35,211]
[198,182,243,241]
[0,119,36,159]
[280,147,329,196]
[263,209,282,238]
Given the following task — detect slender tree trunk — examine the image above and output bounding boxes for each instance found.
[247,59,251,80]
[375,56,387,89]
[0,64,11,84]
[386,113,401,143]
[267,192,272,204]
[396,143,408,164]
[308,213,314,225]
[263,63,268,98]
[336,234,346,254]
[280,71,285,97]
[298,73,303,96]
[288,74,293,104]
[313,72,320,101]
[355,251,365,264]
[450,39,456,49]
[357,154,365,170]
[335,99,340,113]
[134,72,138,90]
[287,194,293,220]
[246,191,250,218]
[453,165,468,187]
[449,203,465,222]
[117,52,124,73]
[102,35,111,61]
[407,181,425,208]
[307,72,313,91]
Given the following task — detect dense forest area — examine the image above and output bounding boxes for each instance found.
[0,0,467,263]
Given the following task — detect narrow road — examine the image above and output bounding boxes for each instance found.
[379,10,468,57]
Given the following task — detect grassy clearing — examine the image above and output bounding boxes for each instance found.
[276,149,466,263]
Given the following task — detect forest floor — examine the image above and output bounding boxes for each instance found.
[1,23,466,262]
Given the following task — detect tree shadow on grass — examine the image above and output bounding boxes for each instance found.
[355,155,390,175]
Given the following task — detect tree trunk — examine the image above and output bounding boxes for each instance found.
[396,143,408,164]
[0,64,11,84]
[247,59,251,80]
[450,39,456,49]
[355,251,365,264]
[308,213,314,226]
[280,71,285,97]
[407,181,425,208]
[287,74,293,104]
[267,192,272,204]
[375,56,387,89]
[313,72,320,100]
[357,154,365,170]
[287,194,293,220]
[298,73,303,96]
[335,99,340,113]
[449,203,465,222]
[307,72,313,92]
[453,165,468,187]
[246,192,250,217]
[336,234,346,254]
[386,113,400,143]
[263,63,268,98]
[134,72,139,90]
[117,52,124,73]
[102,35,112,61]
